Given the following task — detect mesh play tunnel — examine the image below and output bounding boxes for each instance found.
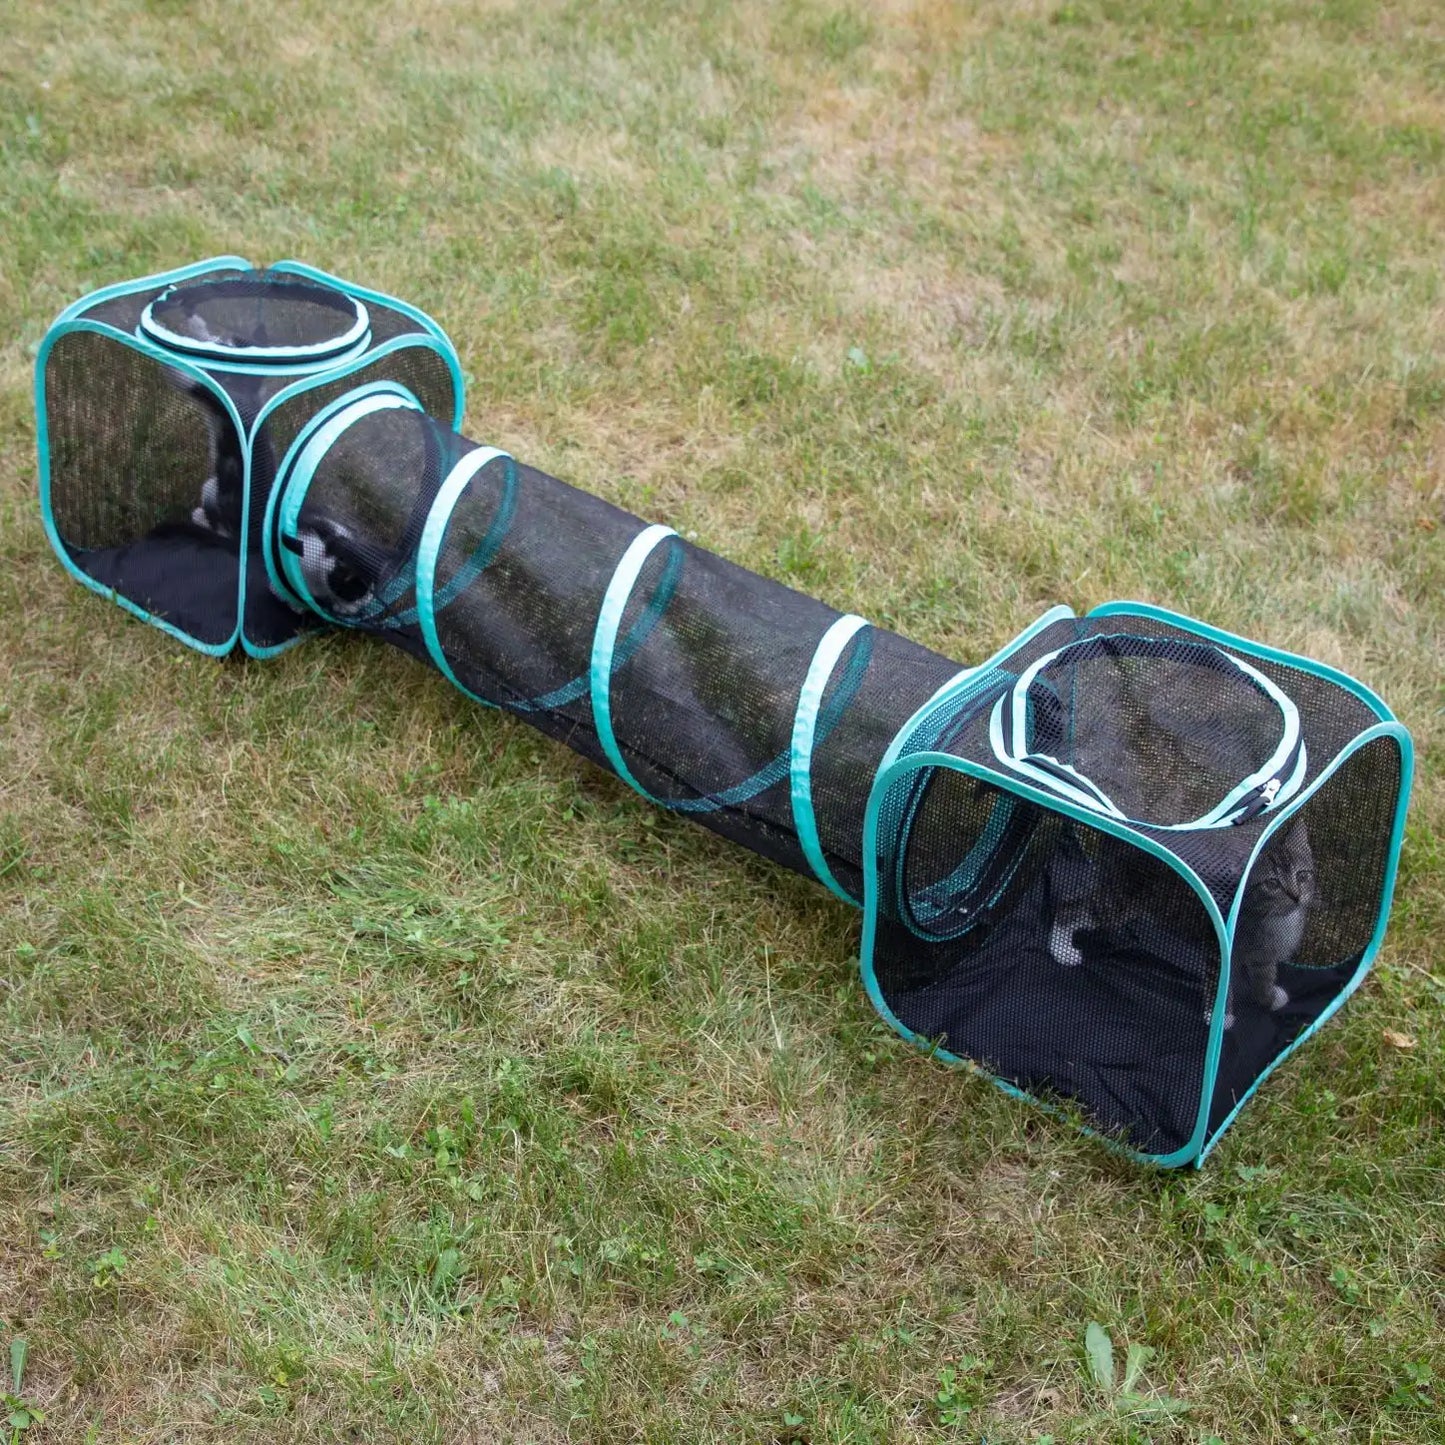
[34,259,1415,1165]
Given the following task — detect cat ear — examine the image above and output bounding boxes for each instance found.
[1282,814,1310,855]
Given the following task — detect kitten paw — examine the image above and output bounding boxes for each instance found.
[1048,924,1084,968]
[1204,1007,1235,1030]
[1267,985,1289,1011]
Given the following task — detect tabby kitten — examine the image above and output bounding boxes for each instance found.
[1048,818,1316,1030]
[1220,816,1315,1028]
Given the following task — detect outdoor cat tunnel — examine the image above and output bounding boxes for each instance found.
[35,259,1414,1167]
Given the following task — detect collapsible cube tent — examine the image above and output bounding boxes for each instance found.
[35,257,465,655]
[34,259,1415,1166]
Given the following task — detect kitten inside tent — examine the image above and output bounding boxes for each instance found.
[1048,818,1317,1029]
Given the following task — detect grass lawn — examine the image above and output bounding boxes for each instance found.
[2,0,1443,1439]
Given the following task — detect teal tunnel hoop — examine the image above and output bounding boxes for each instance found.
[272,383,426,621]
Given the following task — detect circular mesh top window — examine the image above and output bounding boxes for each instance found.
[990,634,1307,829]
[140,273,370,364]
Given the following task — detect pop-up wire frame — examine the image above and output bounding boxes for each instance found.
[35,260,1414,1166]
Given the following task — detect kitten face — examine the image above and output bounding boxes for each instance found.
[1214,817,1317,1026]
[1245,818,1316,917]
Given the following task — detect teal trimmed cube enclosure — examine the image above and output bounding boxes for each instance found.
[34,259,1415,1166]
[36,256,465,656]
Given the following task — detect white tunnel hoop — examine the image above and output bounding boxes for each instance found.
[415,443,518,706]
[988,634,1307,830]
[140,280,371,364]
[590,524,683,802]
[791,613,872,905]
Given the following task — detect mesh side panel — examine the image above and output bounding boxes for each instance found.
[357,295,427,347]
[871,765,1218,1156]
[243,347,459,648]
[1206,733,1405,1138]
[43,329,239,647]
[607,542,838,802]
[252,346,458,500]
[1096,613,1380,786]
[431,462,643,708]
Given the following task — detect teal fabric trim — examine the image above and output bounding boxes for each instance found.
[1195,719,1415,1162]
[34,317,248,657]
[249,334,465,438]
[859,746,1228,1169]
[901,790,1022,943]
[590,524,681,799]
[872,606,1077,786]
[269,260,466,425]
[851,603,1237,1169]
[633,604,872,820]
[1086,600,1398,725]
[263,380,423,612]
[53,255,252,328]
[140,288,369,362]
[791,614,872,904]
[870,605,1078,941]
[366,449,515,631]
[276,389,423,618]
[891,671,1017,942]
[240,632,310,661]
[416,445,517,702]
[418,471,683,718]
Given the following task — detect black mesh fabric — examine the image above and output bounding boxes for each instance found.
[253,392,1408,1160]
[1204,732,1406,1142]
[345,422,960,878]
[244,343,457,650]
[871,772,1218,1156]
[864,619,1408,1158]
[78,266,249,334]
[1016,635,1291,826]
[42,330,242,647]
[40,268,1411,1163]
[278,403,470,661]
